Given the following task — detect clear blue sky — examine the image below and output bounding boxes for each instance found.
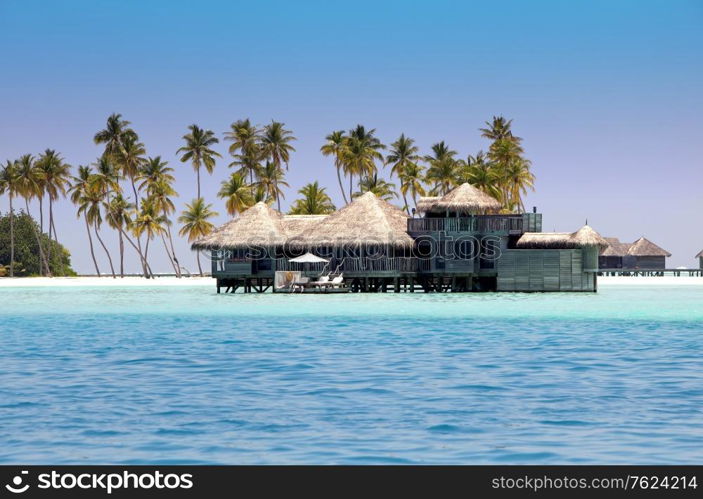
[1,0,701,272]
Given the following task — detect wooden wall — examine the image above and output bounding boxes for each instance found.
[496,249,596,292]
[599,256,622,269]
[632,256,666,269]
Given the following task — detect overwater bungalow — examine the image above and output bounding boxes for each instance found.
[599,236,671,270]
[194,183,608,293]
[696,249,703,270]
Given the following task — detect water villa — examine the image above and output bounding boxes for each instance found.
[194,184,608,293]
[697,250,703,270]
[599,236,671,270]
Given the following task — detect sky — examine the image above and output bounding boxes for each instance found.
[0,0,701,272]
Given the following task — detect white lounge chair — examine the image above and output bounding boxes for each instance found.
[311,275,330,286]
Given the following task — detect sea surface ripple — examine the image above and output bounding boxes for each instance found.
[1,285,701,464]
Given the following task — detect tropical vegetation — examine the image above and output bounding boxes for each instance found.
[0,211,75,276]
[0,114,535,276]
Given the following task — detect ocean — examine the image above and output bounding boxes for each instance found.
[1,284,701,464]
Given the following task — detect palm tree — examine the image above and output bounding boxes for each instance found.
[93,113,137,160]
[119,135,147,206]
[459,151,502,201]
[320,130,348,205]
[224,119,261,184]
[479,116,521,143]
[218,172,253,216]
[137,156,175,194]
[386,134,420,211]
[260,121,295,210]
[341,125,385,200]
[16,154,50,275]
[105,193,151,278]
[132,196,167,272]
[487,137,526,208]
[149,178,181,277]
[177,124,221,199]
[424,141,458,196]
[355,174,397,201]
[288,182,336,215]
[92,156,121,197]
[502,157,535,213]
[256,161,289,208]
[118,135,147,269]
[36,149,71,245]
[0,160,20,276]
[178,199,219,276]
[105,193,130,277]
[386,134,420,177]
[70,166,101,275]
[84,177,116,278]
[398,162,426,213]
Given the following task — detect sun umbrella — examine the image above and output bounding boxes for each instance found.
[289,252,329,263]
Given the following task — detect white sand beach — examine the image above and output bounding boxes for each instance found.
[0,276,214,287]
[0,275,701,288]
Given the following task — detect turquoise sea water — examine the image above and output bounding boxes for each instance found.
[1,284,702,464]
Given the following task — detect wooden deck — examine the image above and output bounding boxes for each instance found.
[275,286,350,294]
[598,268,703,277]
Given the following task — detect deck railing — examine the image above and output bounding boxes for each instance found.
[407,215,525,234]
[274,259,328,272]
[275,257,418,273]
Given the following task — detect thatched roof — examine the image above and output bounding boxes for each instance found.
[572,225,609,248]
[192,202,288,250]
[416,196,439,213]
[417,183,501,214]
[282,215,327,238]
[601,237,631,257]
[293,192,414,248]
[516,224,608,249]
[627,237,671,257]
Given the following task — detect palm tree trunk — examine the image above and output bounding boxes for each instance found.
[39,197,44,234]
[85,216,100,276]
[349,174,353,200]
[46,197,53,270]
[160,232,179,275]
[118,229,124,277]
[412,191,418,211]
[131,177,147,273]
[25,199,50,276]
[131,178,140,211]
[401,192,410,215]
[197,168,201,200]
[144,237,152,276]
[165,223,181,277]
[336,161,348,205]
[117,226,150,278]
[50,199,58,244]
[9,195,14,277]
[94,225,116,278]
[197,250,203,276]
